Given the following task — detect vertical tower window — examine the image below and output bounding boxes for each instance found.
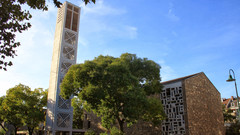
[65,10,72,29]
[74,7,79,13]
[67,4,73,10]
[72,12,78,32]
[65,4,79,32]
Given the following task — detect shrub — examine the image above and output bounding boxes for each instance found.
[85,130,96,135]
[110,127,124,135]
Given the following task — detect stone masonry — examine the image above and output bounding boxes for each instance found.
[183,72,225,135]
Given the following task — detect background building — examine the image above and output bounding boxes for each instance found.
[222,96,240,117]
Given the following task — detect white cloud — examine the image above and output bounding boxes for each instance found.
[166,2,180,22]
[78,0,137,41]
[125,26,138,39]
[31,2,57,19]
[102,25,138,39]
[158,60,177,82]
[78,37,89,46]
[80,0,126,16]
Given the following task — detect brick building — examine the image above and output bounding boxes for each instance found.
[83,72,225,135]
[161,72,224,135]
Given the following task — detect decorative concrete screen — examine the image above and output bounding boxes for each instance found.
[161,81,186,135]
[45,1,80,135]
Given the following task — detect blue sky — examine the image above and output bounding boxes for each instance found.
[0,0,240,98]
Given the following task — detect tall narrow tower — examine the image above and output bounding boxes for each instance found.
[46,1,80,134]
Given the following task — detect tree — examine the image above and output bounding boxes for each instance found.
[226,121,240,135]
[0,96,7,132]
[222,104,235,122]
[0,84,47,135]
[0,0,95,71]
[72,97,84,129]
[1,84,26,135]
[222,104,240,135]
[60,53,165,133]
[21,88,47,135]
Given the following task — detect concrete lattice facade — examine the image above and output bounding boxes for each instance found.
[46,2,80,134]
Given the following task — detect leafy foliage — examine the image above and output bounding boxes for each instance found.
[82,0,96,5]
[0,84,47,135]
[0,96,7,132]
[72,97,84,129]
[100,127,123,135]
[0,128,6,135]
[21,88,47,135]
[109,126,124,135]
[142,97,166,126]
[0,0,95,71]
[226,121,240,135]
[61,53,165,132]
[222,104,235,122]
[85,130,96,135]
[1,84,27,134]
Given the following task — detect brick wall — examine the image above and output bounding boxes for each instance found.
[183,72,225,135]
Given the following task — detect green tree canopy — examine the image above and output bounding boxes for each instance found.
[222,104,235,122]
[226,121,240,135]
[0,0,95,71]
[1,84,26,134]
[72,97,84,129]
[60,53,165,132]
[0,84,47,135]
[0,96,7,132]
[21,88,47,135]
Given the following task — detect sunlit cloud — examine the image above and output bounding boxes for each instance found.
[158,60,178,82]
[125,26,138,39]
[78,37,89,47]
[78,0,137,41]
[80,0,126,16]
[166,2,180,22]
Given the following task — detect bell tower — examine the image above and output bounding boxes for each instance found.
[46,1,80,134]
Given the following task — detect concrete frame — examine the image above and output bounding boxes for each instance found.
[45,2,81,135]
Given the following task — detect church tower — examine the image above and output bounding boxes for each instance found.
[46,1,80,134]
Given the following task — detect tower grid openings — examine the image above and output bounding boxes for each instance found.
[46,1,80,135]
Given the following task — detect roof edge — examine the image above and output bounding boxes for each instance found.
[161,72,203,84]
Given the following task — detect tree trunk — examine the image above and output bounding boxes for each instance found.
[28,127,34,135]
[14,126,17,135]
[0,123,6,131]
[117,118,124,133]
